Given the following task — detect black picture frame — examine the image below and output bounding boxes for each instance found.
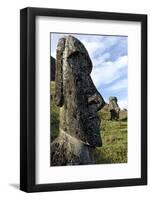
[20,7,147,192]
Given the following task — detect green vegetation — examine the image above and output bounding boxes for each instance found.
[94,120,127,164]
[50,81,127,164]
[50,82,59,141]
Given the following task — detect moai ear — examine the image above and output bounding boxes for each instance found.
[55,37,66,107]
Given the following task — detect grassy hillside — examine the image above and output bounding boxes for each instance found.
[94,120,127,163]
[50,82,59,141]
[99,103,127,121]
[50,81,127,164]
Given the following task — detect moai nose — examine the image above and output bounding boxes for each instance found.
[96,93,105,111]
[88,92,105,111]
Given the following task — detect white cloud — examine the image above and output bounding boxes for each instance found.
[92,52,111,66]
[80,36,119,59]
[51,50,56,58]
[118,98,128,110]
[107,78,127,92]
[91,55,128,88]
[81,40,102,56]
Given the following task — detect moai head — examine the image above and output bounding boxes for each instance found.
[55,35,105,147]
[109,96,120,120]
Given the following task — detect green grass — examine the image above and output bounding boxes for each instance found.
[50,82,128,164]
[50,82,59,141]
[94,120,127,164]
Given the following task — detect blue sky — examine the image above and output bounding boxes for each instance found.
[51,33,128,109]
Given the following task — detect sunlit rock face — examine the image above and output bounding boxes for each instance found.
[51,35,105,166]
[109,96,120,120]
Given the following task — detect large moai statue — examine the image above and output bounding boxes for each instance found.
[109,96,120,120]
[51,35,105,166]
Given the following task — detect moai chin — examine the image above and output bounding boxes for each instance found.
[51,35,105,166]
[109,96,120,120]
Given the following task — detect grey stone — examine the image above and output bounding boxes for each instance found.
[109,96,120,120]
[51,35,105,166]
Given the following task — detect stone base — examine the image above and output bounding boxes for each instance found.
[51,132,95,166]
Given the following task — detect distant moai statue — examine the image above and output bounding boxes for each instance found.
[109,96,120,120]
[51,35,105,166]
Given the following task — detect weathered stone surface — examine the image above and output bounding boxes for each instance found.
[109,96,120,120]
[50,56,56,81]
[51,35,105,166]
[51,131,95,166]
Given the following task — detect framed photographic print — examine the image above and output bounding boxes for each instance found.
[20,7,147,192]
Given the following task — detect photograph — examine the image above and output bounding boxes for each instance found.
[50,33,128,166]
[20,7,147,192]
